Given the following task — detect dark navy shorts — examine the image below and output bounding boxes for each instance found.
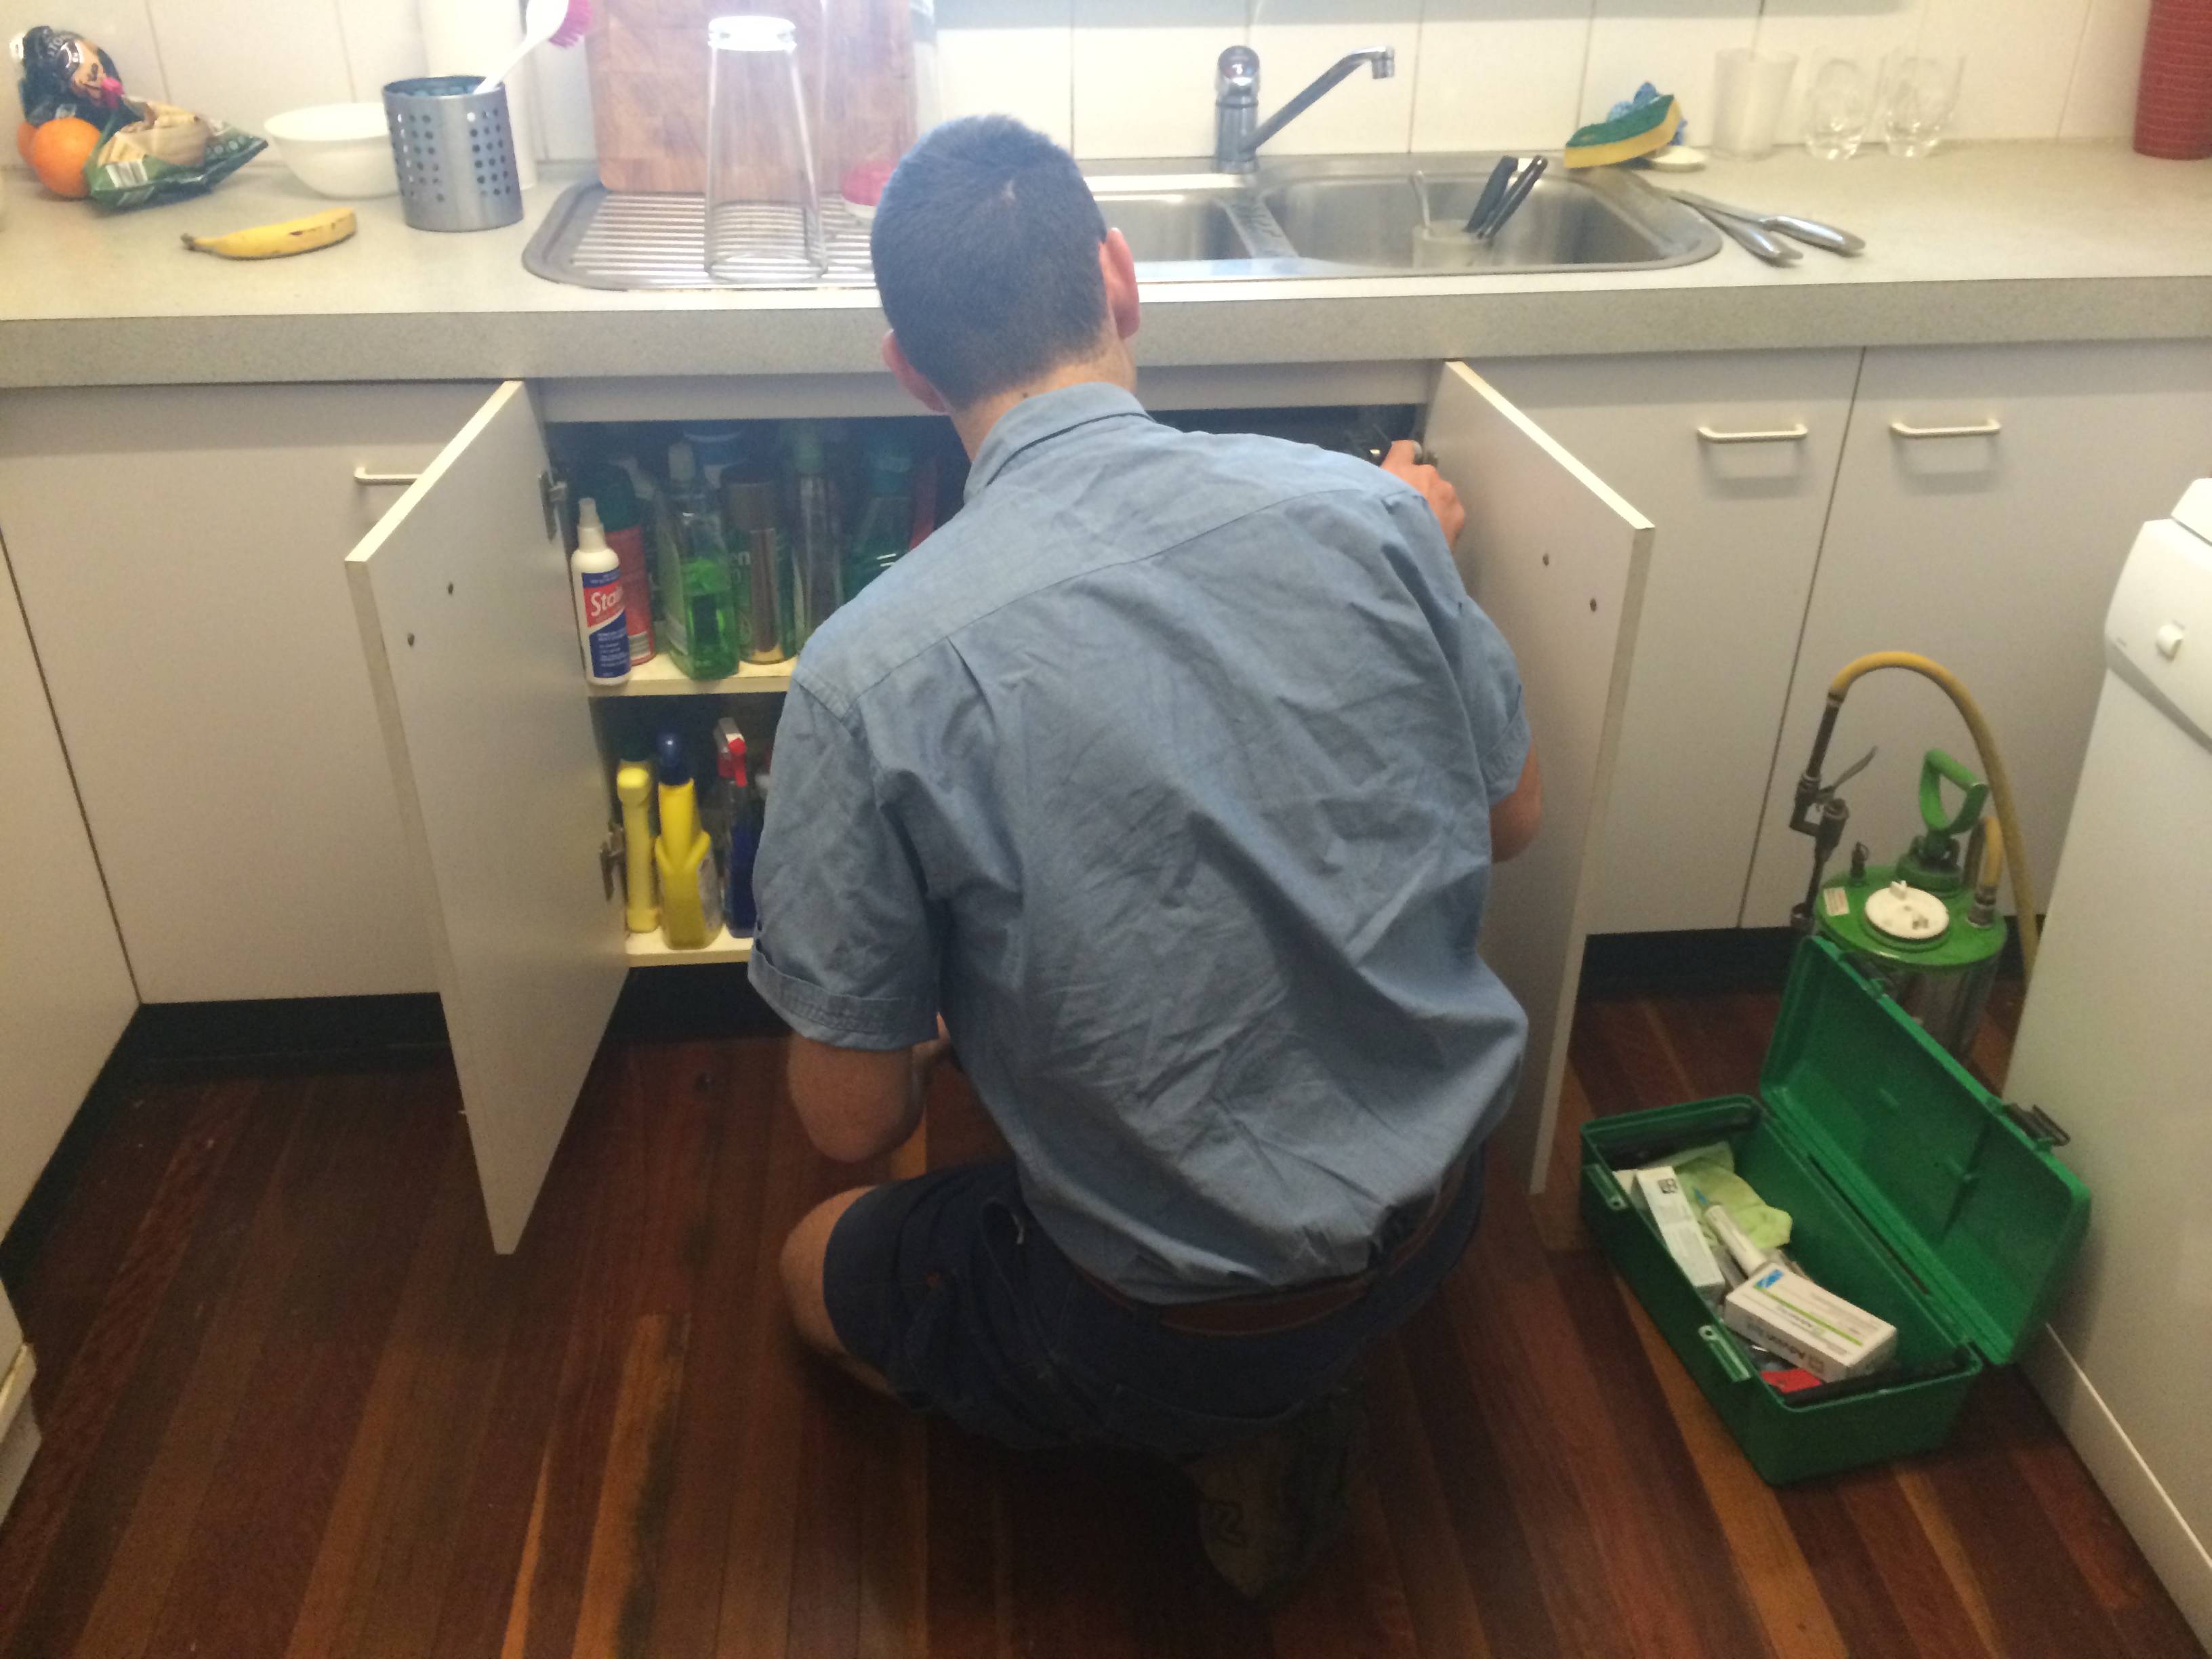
[821,1148,1486,1460]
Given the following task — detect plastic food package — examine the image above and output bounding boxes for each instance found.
[13,24,264,208]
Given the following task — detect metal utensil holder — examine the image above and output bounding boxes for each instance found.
[384,75,523,232]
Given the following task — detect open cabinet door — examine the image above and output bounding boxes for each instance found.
[347,382,626,1252]
[1424,363,1652,1193]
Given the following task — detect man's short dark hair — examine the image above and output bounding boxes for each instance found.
[871,116,1109,409]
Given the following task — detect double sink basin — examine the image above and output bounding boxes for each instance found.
[1090,155,1721,280]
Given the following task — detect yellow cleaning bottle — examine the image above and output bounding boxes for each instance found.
[653,732,720,949]
[615,755,658,933]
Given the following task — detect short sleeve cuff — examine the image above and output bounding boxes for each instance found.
[1485,699,1532,808]
[747,949,937,1050]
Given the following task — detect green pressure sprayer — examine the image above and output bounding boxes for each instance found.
[1787,653,2041,1059]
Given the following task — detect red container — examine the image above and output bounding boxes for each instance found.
[2136,0,2212,160]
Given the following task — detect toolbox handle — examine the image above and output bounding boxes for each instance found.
[1699,1323,1755,1385]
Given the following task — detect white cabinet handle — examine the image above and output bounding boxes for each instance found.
[1889,418,2001,439]
[353,466,424,485]
[1696,422,1809,445]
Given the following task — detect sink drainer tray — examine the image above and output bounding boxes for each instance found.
[524,184,876,291]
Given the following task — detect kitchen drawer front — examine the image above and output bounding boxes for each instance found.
[1485,350,1861,934]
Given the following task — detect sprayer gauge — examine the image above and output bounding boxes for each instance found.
[1864,880,1950,941]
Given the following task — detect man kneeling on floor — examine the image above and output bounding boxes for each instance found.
[749,114,1541,1605]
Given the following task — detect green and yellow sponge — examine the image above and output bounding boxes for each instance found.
[1563,94,1682,169]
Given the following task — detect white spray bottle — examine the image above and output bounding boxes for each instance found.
[570,497,630,687]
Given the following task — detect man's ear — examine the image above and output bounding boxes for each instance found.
[882,331,950,413]
[1100,229,1140,342]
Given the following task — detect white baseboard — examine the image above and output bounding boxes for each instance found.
[2025,1324,2212,1649]
[0,1344,39,1522]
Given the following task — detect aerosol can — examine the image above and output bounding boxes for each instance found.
[1786,652,2038,1061]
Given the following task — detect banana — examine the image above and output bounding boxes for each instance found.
[182,207,357,260]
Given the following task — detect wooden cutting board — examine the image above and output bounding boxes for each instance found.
[587,0,915,195]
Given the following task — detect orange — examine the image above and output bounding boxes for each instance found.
[29,116,102,199]
[15,121,36,166]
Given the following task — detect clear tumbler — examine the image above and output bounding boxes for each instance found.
[704,15,825,285]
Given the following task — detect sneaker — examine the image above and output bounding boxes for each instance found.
[1187,1382,1367,1605]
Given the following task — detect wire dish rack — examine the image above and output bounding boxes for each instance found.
[523,183,876,290]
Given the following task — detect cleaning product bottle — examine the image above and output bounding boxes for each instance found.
[615,750,659,934]
[569,498,630,687]
[713,718,762,933]
[724,466,791,665]
[844,438,913,599]
[659,442,741,682]
[578,460,654,665]
[787,422,840,649]
[653,731,720,949]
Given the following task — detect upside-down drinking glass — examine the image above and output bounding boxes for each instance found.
[704,14,826,285]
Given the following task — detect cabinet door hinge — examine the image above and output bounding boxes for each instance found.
[541,470,570,542]
[600,825,624,901]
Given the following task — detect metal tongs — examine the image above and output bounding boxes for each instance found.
[1664,188,1866,265]
[1465,155,1549,241]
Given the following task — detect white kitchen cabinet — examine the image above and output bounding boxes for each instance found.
[1483,350,1861,934]
[347,371,1647,1247]
[0,538,136,1232]
[1742,342,2212,928]
[0,384,495,1004]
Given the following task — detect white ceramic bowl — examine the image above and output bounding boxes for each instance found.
[264,102,398,199]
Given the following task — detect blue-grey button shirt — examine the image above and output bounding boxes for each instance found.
[750,383,1530,1302]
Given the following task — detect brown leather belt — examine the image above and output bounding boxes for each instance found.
[1079,1153,1473,1338]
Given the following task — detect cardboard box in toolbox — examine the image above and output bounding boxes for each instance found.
[1580,937,2090,1485]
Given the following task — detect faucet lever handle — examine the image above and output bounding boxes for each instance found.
[1216,45,1258,99]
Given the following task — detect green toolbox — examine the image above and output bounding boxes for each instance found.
[1580,936,2090,1484]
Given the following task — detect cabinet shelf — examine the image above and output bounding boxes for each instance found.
[593,654,793,697]
[625,926,752,966]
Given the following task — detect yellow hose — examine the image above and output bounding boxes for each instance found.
[1825,651,2039,977]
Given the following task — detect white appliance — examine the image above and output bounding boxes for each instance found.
[2012,478,2212,1649]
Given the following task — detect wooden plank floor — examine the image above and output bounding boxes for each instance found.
[0,979,2201,1658]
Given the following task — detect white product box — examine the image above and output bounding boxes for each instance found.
[1723,1265,1898,1382]
[1629,1166,1729,1308]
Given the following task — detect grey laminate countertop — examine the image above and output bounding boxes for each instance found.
[3,142,2209,391]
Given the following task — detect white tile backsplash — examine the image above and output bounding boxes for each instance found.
[1411,0,1596,155]
[1582,0,1759,135]
[1921,0,2093,138]
[334,0,426,102]
[1069,0,1245,161]
[935,0,1076,146]
[2062,0,2151,138]
[146,0,355,136]
[18,1,2148,169]
[1246,0,1420,156]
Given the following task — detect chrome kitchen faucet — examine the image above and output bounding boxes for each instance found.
[1214,44,1395,173]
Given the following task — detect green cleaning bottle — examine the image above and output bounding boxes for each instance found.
[844,438,913,599]
[657,442,741,681]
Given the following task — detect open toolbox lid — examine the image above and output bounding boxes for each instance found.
[1761,937,2091,1365]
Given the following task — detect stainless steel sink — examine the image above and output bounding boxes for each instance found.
[523,157,1719,290]
[1262,167,1716,272]
[1088,159,1719,281]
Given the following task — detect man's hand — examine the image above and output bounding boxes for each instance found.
[1382,440,1465,546]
